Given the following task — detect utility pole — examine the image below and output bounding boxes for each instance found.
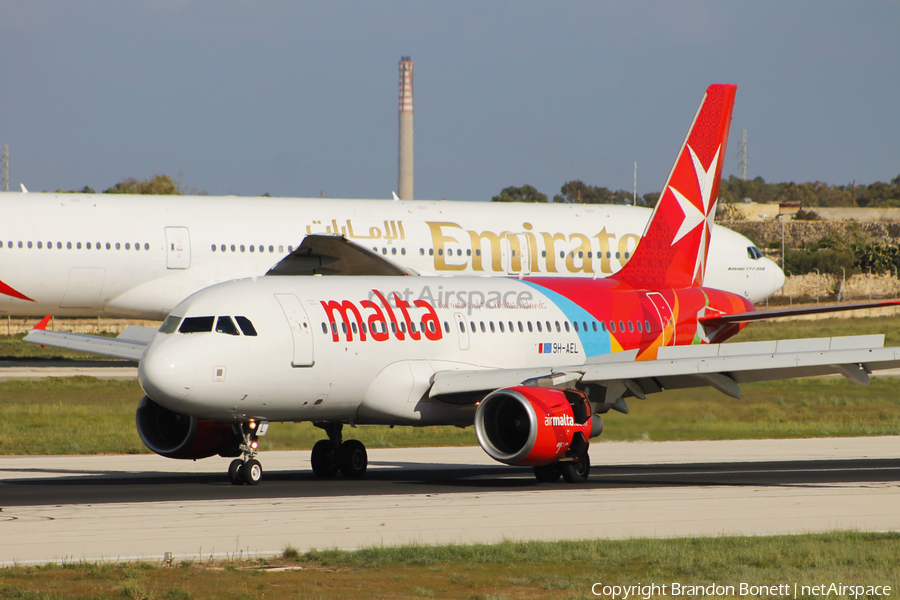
[1,145,8,192]
[737,130,747,181]
[633,162,637,206]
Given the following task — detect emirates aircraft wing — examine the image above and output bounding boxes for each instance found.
[429,334,900,402]
[267,234,417,276]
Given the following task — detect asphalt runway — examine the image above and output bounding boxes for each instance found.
[3,456,900,507]
[1,439,898,564]
[0,359,137,381]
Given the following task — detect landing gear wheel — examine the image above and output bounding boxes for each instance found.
[533,462,562,483]
[337,440,368,478]
[311,439,338,478]
[560,453,590,484]
[228,459,244,485]
[242,459,263,485]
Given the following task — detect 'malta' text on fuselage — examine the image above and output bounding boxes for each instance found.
[321,290,443,343]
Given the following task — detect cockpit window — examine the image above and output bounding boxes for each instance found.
[179,316,215,333]
[747,246,764,260]
[216,316,240,336]
[235,316,258,337]
[159,315,182,334]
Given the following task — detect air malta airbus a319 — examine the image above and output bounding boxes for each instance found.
[30,85,900,485]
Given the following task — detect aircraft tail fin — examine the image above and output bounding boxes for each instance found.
[611,84,736,290]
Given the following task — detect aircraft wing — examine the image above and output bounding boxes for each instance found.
[22,325,157,362]
[267,234,417,276]
[429,334,900,403]
[699,300,900,325]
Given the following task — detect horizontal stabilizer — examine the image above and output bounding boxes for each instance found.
[699,300,900,325]
[267,234,416,277]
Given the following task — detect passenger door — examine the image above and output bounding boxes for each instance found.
[646,292,675,347]
[274,293,315,367]
[454,312,469,350]
[165,227,191,269]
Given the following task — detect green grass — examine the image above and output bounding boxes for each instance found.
[1,532,898,599]
[1,376,898,455]
[0,378,147,455]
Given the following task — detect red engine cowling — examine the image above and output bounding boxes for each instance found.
[136,396,242,460]
[474,386,601,466]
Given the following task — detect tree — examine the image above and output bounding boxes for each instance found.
[104,174,180,195]
[553,180,633,205]
[55,185,96,194]
[491,184,548,203]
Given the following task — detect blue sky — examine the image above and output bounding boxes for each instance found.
[2,1,897,200]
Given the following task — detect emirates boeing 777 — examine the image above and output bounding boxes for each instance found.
[0,150,782,321]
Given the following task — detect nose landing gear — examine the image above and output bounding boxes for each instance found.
[228,421,267,486]
[311,422,368,479]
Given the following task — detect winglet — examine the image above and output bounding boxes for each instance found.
[33,315,52,330]
[611,84,736,290]
[20,184,28,194]
[392,191,400,201]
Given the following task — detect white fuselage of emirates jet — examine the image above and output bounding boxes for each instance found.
[0,193,783,319]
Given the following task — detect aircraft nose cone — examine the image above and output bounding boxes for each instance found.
[768,258,786,295]
[139,338,195,406]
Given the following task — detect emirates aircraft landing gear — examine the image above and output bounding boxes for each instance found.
[311,422,368,479]
[228,421,267,486]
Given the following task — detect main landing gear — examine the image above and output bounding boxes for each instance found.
[532,453,591,484]
[228,421,266,486]
[310,422,368,479]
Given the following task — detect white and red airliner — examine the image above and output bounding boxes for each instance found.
[28,85,900,486]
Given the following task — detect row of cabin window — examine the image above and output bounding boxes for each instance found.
[323,317,654,337]
[324,319,441,336]
[374,246,408,256]
[211,244,294,254]
[159,315,258,336]
[416,248,631,260]
[354,246,634,260]
[1,240,150,251]
[458,318,653,335]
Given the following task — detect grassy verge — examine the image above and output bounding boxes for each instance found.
[2,376,898,455]
[1,532,897,599]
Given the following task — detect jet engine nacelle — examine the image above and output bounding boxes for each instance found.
[474,386,600,467]
[135,396,242,460]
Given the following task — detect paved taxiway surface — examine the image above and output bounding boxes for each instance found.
[1,437,898,564]
[0,360,137,381]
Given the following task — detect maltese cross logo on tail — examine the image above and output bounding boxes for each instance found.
[611,84,736,291]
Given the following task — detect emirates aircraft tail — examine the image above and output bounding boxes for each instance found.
[611,84,736,290]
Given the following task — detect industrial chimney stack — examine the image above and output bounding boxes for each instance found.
[398,57,414,200]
